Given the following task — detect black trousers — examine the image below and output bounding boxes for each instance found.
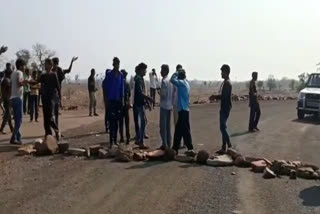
[150,88,156,107]
[42,97,59,136]
[119,106,130,140]
[0,99,13,132]
[104,101,109,132]
[108,100,122,145]
[23,92,30,114]
[29,95,39,121]
[54,102,60,128]
[172,110,193,151]
[249,102,261,130]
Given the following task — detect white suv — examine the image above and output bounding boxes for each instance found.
[297,73,320,119]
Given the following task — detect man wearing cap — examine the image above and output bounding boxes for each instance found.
[249,72,261,132]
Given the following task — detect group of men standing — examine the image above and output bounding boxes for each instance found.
[93,58,261,155]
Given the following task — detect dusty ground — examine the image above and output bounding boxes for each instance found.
[0,100,319,214]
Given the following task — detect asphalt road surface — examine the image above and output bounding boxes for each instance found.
[0,100,320,214]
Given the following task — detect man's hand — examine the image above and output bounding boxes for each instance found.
[71,56,78,63]
[0,46,8,55]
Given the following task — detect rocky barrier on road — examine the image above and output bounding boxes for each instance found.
[17,137,319,180]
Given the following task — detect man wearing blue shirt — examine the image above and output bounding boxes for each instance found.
[170,69,195,156]
[103,57,124,148]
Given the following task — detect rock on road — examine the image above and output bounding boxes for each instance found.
[0,100,320,214]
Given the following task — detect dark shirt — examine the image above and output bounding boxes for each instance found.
[54,66,67,87]
[220,79,232,111]
[88,75,96,92]
[249,80,258,106]
[40,72,61,101]
[1,77,11,101]
[102,69,124,101]
[134,75,145,107]
[124,81,131,107]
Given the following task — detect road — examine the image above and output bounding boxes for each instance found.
[0,100,320,214]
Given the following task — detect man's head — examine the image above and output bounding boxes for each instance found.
[5,63,11,71]
[4,68,12,78]
[252,72,258,81]
[160,64,169,77]
[91,68,95,76]
[176,64,182,71]
[152,68,156,75]
[178,69,186,80]
[137,63,147,77]
[52,57,59,68]
[113,57,120,71]
[44,58,53,72]
[15,58,26,72]
[121,69,128,79]
[220,64,230,80]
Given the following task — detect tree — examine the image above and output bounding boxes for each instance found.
[32,43,55,70]
[289,79,296,91]
[266,75,276,91]
[16,49,31,65]
[257,81,263,90]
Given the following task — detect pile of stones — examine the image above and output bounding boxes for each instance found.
[17,140,319,180]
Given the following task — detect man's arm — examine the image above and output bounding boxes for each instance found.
[63,57,78,74]
[0,46,8,55]
[170,73,183,87]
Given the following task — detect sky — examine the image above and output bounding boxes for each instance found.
[0,0,320,81]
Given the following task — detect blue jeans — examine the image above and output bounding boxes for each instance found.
[133,105,146,145]
[220,109,231,149]
[11,97,23,143]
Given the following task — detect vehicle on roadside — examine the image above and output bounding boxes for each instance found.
[297,73,320,119]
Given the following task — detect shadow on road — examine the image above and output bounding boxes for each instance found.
[299,186,320,207]
[230,131,250,138]
[292,117,320,125]
[126,161,166,169]
[0,144,19,153]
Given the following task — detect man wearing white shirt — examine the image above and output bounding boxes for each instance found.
[159,64,173,149]
[149,69,158,109]
[10,58,26,144]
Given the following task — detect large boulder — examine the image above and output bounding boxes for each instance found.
[164,148,176,161]
[35,135,58,156]
[196,150,210,164]
[67,148,86,156]
[251,160,267,173]
[89,145,102,156]
[207,155,233,167]
[115,149,133,162]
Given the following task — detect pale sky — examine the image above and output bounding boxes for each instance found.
[1,0,320,81]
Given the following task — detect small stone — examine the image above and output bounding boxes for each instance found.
[175,154,194,163]
[89,145,101,156]
[263,167,276,179]
[207,155,233,167]
[231,172,236,175]
[290,170,297,179]
[58,142,69,154]
[98,149,108,159]
[133,152,147,161]
[196,150,209,164]
[251,160,267,173]
[67,148,86,156]
[18,144,36,156]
